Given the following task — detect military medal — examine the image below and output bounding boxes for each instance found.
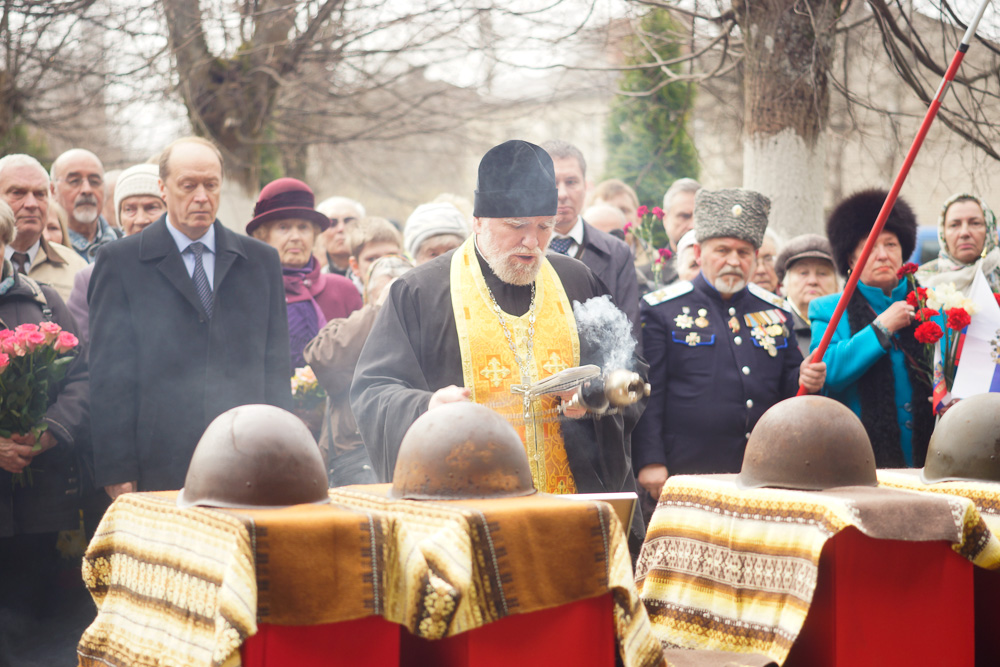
[674,306,694,330]
[685,332,701,346]
[766,324,783,337]
[728,316,740,333]
[695,308,709,328]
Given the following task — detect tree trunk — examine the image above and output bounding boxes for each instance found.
[735,0,838,239]
[161,0,297,192]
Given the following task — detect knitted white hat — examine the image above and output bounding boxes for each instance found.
[403,202,469,258]
[115,164,162,217]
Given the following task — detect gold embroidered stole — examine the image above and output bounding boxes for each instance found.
[450,238,579,493]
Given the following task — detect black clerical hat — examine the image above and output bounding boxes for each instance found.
[473,140,557,218]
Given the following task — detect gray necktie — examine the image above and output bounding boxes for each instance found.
[549,237,573,255]
[188,242,213,318]
[10,252,29,274]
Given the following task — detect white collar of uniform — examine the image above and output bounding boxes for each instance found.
[552,216,584,245]
[166,215,217,256]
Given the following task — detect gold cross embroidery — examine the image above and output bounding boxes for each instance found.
[480,357,511,387]
[542,351,568,375]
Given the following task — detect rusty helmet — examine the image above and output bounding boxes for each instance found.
[391,402,536,500]
[738,395,877,490]
[177,404,330,509]
[922,393,1000,483]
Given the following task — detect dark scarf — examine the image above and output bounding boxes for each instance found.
[283,257,327,371]
[846,282,934,467]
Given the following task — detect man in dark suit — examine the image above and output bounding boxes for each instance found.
[541,141,641,348]
[89,136,292,498]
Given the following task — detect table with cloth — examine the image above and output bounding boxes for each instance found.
[77,485,666,667]
[878,469,1000,664]
[635,474,1000,665]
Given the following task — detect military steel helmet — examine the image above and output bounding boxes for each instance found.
[177,404,330,509]
[922,393,1000,484]
[738,395,877,490]
[391,402,536,500]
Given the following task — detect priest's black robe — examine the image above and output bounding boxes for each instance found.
[350,246,647,542]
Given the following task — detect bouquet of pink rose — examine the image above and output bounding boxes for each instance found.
[0,322,79,486]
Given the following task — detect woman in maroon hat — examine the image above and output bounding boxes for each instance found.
[247,178,362,371]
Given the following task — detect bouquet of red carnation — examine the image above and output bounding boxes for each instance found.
[624,205,672,287]
[0,322,80,486]
[897,263,976,404]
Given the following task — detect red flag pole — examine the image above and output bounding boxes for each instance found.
[797,0,992,396]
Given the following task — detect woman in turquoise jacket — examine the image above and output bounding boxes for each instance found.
[809,190,935,468]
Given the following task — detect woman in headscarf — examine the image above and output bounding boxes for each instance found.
[809,189,934,468]
[247,178,362,371]
[916,193,1000,294]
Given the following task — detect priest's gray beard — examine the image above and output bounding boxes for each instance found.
[476,225,548,286]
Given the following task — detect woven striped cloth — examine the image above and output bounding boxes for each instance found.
[79,486,665,667]
[878,468,1000,540]
[635,474,1000,664]
[79,493,256,667]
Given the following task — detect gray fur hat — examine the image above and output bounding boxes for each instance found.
[694,188,771,249]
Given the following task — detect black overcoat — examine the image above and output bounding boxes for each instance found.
[88,217,292,491]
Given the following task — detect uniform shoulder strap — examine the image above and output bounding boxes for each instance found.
[642,280,693,306]
[747,283,785,309]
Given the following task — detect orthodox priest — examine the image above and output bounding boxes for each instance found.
[351,139,646,541]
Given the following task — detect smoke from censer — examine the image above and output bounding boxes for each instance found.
[572,295,636,371]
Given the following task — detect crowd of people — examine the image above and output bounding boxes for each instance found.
[0,135,996,651]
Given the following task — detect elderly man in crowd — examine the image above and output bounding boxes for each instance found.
[751,229,781,294]
[657,178,701,285]
[775,234,839,357]
[542,140,641,347]
[0,199,89,632]
[632,189,826,500]
[315,195,365,277]
[0,154,87,300]
[403,201,468,264]
[89,136,291,499]
[247,177,361,370]
[351,139,646,545]
[67,164,166,345]
[50,149,122,263]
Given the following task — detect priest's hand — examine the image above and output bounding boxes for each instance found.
[638,464,668,500]
[105,481,137,500]
[428,385,471,410]
[798,359,827,394]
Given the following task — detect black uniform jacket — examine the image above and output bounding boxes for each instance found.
[88,217,292,492]
[632,273,803,476]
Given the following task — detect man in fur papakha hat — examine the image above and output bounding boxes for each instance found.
[351,139,648,546]
[631,188,827,501]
